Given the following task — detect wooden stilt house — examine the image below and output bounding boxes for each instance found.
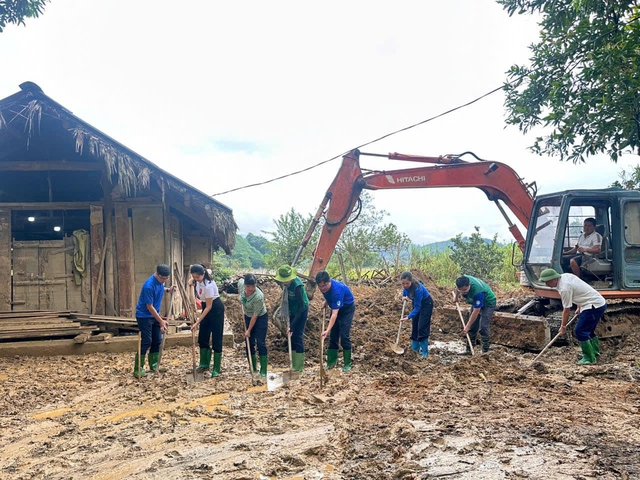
[0,82,237,317]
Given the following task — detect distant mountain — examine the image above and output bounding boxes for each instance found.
[420,237,504,253]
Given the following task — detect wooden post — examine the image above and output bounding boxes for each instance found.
[102,178,116,316]
[114,203,134,317]
[161,178,172,316]
[90,206,105,314]
[0,209,11,311]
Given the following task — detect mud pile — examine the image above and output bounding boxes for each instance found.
[224,270,532,371]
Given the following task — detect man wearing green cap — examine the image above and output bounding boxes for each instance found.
[275,265,309,372]
[539,268,606,364]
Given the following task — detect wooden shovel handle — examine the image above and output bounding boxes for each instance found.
[456,302,475,356]
[529,314,578,366]
[395,300,407,344]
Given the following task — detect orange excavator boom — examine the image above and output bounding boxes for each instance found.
[298,149,536,284]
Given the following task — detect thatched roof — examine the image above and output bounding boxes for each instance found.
[0,82,237,253]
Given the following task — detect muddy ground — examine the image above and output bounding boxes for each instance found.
[1,273,639,479]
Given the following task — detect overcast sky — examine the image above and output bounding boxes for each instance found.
[2,0,639,246]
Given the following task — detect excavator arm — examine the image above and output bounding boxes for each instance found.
[298,149,536,291]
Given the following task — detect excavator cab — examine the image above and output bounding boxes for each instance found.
[523,188,640,298]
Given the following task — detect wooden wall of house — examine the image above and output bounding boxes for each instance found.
[0,209,12,311]
[0,201,210,317]
[132,206,165,304]
[184,234,212,270]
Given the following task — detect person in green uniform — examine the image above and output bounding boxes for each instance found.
[238,273,269,377]
[274,265,309,372]
[454,274,497,353]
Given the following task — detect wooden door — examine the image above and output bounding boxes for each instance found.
[12,239,91,313]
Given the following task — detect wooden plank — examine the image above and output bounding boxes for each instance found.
[0,311,71,318]
[0,327,96,340]
[0,208,11,311]
[90,205,105,315]
[87,333,113,342]
[72,314,136,321]
[114,203,134,317]
[0,318,76,325]
[74,332,92,344]
[0,161,103,171]
[0,202,99,210]
[0,323,84,332]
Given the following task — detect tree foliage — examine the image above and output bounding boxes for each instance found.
[245,233,271,255]
[0,0,49,32]
[374,223,412,275]
[263,208,318,269]
[336,192,388,279]
[499,0,640,162]
[611,163,640,189]
[449,227,503,279]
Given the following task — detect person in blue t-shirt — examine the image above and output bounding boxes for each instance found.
[316,270,356,372]
[400,271,433,358]
[134,264,176,377]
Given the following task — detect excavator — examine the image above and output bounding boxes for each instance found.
[291,149,640,349]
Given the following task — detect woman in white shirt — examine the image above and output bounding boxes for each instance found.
[189,264,225,377]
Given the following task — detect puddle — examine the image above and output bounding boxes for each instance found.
[430,340,467,354]
[266,372,284,391]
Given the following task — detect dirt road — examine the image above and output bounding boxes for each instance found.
[0,280,639,479]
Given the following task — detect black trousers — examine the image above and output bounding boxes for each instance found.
[198,297,225,353]
[245,312,268,356]
[137,317,162,355]
[410,296,433,342]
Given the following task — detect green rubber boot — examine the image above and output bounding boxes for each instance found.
[211,352,222,378]
[259,355,268,377]
[342,350,352,372]
[590,336,601,357]
[196,348,212,372]
[327,349,338,370]
[133,354,146,378]
[578,340,596,365]
[292,351,305,372]
[148,352,167,373]
[251,355,258,372]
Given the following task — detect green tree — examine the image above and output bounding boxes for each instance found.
[500,0,640,162]
[245,232,271,255]
[337,192,387,279]
[611,164,640,189]
[0,0,49,32]
[263,208,318,269]
[375,223,412,275]
[450,227,503,280]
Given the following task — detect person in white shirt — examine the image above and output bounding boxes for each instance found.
[189,264,225,378]
[561,217,602,277]
[539,268,606,364]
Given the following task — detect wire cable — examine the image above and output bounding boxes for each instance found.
[211,86,502,197]
[211,14,640,197]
